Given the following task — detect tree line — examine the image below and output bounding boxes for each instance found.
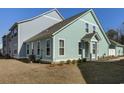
[106,23,124,45]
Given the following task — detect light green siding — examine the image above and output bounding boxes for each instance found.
[26,37,53,62]
[116,46,124,56]
[53,11,109,62]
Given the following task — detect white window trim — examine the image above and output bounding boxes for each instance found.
[45,39,51,57]
[58,38,65,56]
[31,42,34,49]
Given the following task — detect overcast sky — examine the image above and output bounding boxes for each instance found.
[1,8,124,48]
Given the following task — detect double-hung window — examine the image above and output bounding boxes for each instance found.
[59,40,64,55]
[85,23,89,33]
[37,41,40,55]
[78,42,82,55]
[46,40,51,56]
[27,44,29,54]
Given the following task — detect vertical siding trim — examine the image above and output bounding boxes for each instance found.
[18,24,20,58]
[52,37,55,61]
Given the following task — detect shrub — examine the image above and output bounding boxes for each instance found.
[18,58,30,63]
[78,58,82,63]
[5,54,11,59]
[58,61,65,66]
[29,55,36,63]
[0,52,2,57]
[66,60,72,64]
[82,58,86,62]
[72,60,77,65]
[35,59,41,63]
[49,63,55,67]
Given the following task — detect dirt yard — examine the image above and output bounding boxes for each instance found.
[0,59,86,84]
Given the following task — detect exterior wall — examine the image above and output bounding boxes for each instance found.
[10,33,18,58]
[2,35,8,55]
[53,11,109,62]
[26,37,53,62]
[17,10,63,58]
[116,46,124,56]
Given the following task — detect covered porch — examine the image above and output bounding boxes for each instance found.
[81,32,101,61]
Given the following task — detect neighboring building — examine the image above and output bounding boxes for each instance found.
[25,9,111,62]
[2,9,64,58]
[0,43,2,55]
[109,40,124,56]
[2,34,9,56]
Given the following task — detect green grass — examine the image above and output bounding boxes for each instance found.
[77,61,124,84]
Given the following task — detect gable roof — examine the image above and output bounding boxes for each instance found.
[110,40,124,47]
[9,9,64,31]
[26,9,111,44]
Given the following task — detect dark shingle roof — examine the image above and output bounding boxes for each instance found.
[82,33,96,40]
[26,9,91,42]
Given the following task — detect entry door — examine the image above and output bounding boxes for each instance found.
[92,42,97,59]
[85,42,89,58]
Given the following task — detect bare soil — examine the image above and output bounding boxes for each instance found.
[0,59,86,84]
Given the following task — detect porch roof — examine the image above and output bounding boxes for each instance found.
[82,32,101,42]
[110,40,124,47]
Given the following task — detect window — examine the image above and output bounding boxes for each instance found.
[37,41,40,55]
[46,40,51,56]
[85,23,89,33]
[14,50,17,54]
[59,40,64,55]
[78,42,82,55]
[92,43,97,54]
[27,44,29,54]
[93,26,96,32]
[13,28,18,37]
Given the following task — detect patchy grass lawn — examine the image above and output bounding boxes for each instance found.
[78,61,124,84]
[0,59,124,84]
[0,59,86,84]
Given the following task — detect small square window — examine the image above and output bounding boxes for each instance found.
[93,26,96,32]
